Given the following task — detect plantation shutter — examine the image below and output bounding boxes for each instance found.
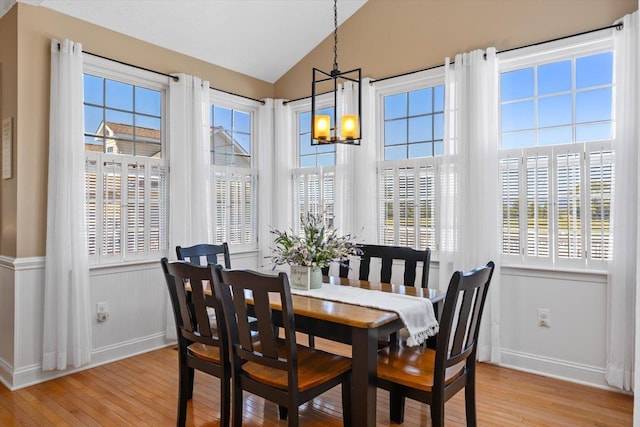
[213,166,257,246]
[85,156,98,257]
[525,152,550,258]
[291,167,335,234]
[377,160,437,250]
[499,155,520,255]
[85,152,167,263]
[555,147,583,260]
[586,142,613,260]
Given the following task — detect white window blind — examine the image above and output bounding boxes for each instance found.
[85,152,167,263]
[213,166,257,248]
[377,159,438,251]
[499,141,612,267]
[292,167,335,232]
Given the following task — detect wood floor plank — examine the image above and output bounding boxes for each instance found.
[0,343,632,426]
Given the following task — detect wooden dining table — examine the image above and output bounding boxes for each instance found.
[265,275,446,427]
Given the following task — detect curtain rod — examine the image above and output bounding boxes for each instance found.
[282,89,336,105]
[69,48,266,105]
[371,22,623,84]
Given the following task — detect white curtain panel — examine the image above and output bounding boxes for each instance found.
[439,49,502,363]
[273,100,295,233]
[257,99,275,262]
[352,78,378,245]
[607,11,638,392]
[43,39,92,371]
[166,73,212,340]
[168,74,212,248]
[335,81,357,236]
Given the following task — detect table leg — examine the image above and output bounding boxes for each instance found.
[351,326,378,426]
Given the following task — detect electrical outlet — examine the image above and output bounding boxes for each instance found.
[97,302,109,322]
[537,308,550,327]
[97,302,107,313]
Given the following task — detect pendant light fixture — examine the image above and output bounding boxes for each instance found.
[311,0,362,145]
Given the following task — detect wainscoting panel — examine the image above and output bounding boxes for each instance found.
[0,256,15,389]
[9,258,170,390]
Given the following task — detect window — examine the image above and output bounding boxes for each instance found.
[292,107,336,232]
[377,77,444,251]
[499,41,613,268]
[83,59,168,264]
[210,93,259,249]
[211,105,251,167]
[384,85,444,160]
[299,109,336,167]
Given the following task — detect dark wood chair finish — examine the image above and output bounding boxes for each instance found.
[322,244,431,288]
[360,244,431,287]
[376,261,495,426]
[176,243,231,268]
[161,258,231,427]
[212,266,352,427]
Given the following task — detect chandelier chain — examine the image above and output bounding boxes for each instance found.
[333,0,338,72]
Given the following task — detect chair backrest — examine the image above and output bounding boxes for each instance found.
[434,261,495,387]
[212,266,299,389]
[176,243,231,268]
[161,258,228,353]
[358,244,431,287]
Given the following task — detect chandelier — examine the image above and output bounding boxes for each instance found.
[311,0,362,145]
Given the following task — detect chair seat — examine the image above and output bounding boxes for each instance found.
[242,341,351,392]
[188,343,222,364]
[377,344,465,392]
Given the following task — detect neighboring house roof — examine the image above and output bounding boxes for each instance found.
[86,121,249,166]
[100,121,161,141]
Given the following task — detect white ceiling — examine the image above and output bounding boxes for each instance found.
[1,0,367,83]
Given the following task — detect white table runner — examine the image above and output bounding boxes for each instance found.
[290,283,438,346]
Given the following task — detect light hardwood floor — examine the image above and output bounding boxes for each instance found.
[0,338,633,426]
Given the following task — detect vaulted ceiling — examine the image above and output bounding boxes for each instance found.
[0,0,367,83]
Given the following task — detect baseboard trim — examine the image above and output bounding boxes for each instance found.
[499,348,619,391]
[0,355,14,390]
[9,333,173,390]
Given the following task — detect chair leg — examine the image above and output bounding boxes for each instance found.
[278,405,288,420]
[341,375,352,427]
[286,405,298,427]
[232,386,243,427]
[220,375,231,427]
[389,384,406,424]
[430,400,445,427]
[465,368,478,427]
[185,366,195,400]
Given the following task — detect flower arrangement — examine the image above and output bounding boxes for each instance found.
[269,212,360,268]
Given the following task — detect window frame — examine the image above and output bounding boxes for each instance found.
[209,89,261,252]
[83,55,169,265]
[287,97,338,233]
[498,32,614,270]
[373,68,445,253]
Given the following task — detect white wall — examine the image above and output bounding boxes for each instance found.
[0,251,617,392]
[0,250,260,390]
[499,267,608,387]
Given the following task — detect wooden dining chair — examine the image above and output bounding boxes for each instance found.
[359,244,431,287]
[212,266,352,427]
[322,244,431,288]
[376,261,495,426]
[176,242,231,268]
[161,258,231,427]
